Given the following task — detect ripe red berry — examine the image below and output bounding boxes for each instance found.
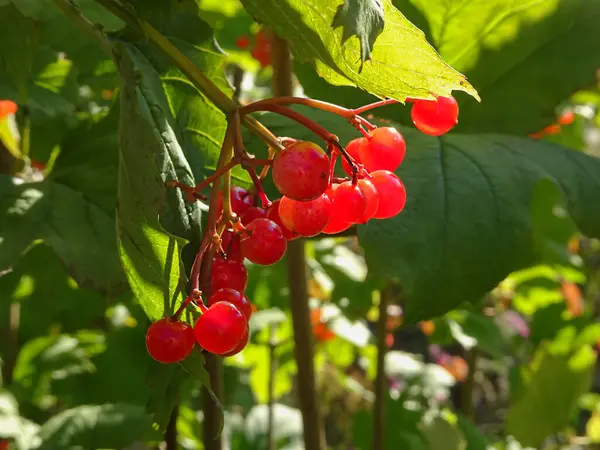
[240,206,267,225]
[0,100,17,118]
[558,111,575,125]
[222,326,249,357]
[146,318,195,364]
[194,302,248,355]
[230,186,253,215]
[411,96,459,136]
[220,229,243,261]
[278,194,332,237]
[272,141,331,201]
[341,138,364,177]
[211,257,248,293]
[331,179,379,224]
[208,288,252,319]
[322,185,352,234]
[267,199,298,240]
[240,218,287,265]
[369,170,406,219]
[359,127,406,172]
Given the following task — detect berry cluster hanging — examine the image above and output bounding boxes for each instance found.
[145,95,459,364]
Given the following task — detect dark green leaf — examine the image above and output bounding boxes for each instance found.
[405,0,600,134]
[447,310,509,358]
[0,5,37,94]
[331,0,385,67]
[457,414,489,450]
[243,107,600,321]
[37,403,156,449]
[240,0,478,101]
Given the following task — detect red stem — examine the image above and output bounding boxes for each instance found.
[352,98,399,115]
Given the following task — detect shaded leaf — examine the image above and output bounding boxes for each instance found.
[37,404,156,449]
[240,0,478,101]
[332,0,385,67]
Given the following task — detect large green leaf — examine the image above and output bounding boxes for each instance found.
[36,403,156,449]
[0,4,36,94]
[243,107,600,321]
[405,0,600,134]
[240,0,478,101]
[0,110,126,295]
[506,343,595,447]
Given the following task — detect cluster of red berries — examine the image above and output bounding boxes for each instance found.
[145,95,461,364]
[236,29,271,68]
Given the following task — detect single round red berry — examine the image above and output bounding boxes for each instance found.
[240,206,267,225]
[411,96,459,136]
[230,186,253,215]
[272,141,331,201]
[194,302,248,355]
[146,318,195,364]
[278,194,332,237]
[240,218,287,265]
[223,327,249,357]
[359,127,406,172]
[0,100,18,118]
[267,199,299,240]
[355,179,379,223]
[220,229,243,261]
[369,170,406,219]
[322,185,352,234]
[211,257,248,293]
[341,138,364,177]
[208,288,252,319]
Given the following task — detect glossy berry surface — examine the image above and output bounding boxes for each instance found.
[341,138,364,176]
[223,327,249,357]
[146,318,195,364]
[0,100,17,118]
[211,257,248,293]
[369,170,406,219]
[240,206,267,225]
[240,218,287,265]
[267,199,298,240]
[194,302,248,355]
[230,186,254,215]
[332,179,379,224]
[208,288,252,319]
[411,96,459,136]
[278,194,332,237]
[220,229,243,261]
[359,127,406,172]
[272,141,330,201]
[322,185,352,234]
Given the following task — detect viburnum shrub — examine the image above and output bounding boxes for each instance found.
[146,94,459,362]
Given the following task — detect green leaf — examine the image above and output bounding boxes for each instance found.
[422,414,466,450]
[457,414,489,450]
[240,0,478,101]
[243,108,600,321]
[0,110,126,295]
[506,344,595,447]
[405,0,600,134]
[447,310,509,358]
[37,404,156,449]
[331,0,385,67]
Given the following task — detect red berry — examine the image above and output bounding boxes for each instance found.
[341,138,364,176]
[223,327,249,357]
[236,35,250,49]
[220,229,243,261]
[358,127,406,172]
[240,218,287,265]
[278,194,332,237]
[208,288,252,319]
[272,141,331,201]
[322,185,352,234]
[267,199,299,240]
[194,302,248,355]
[558,111,575,125]
[331,179,379,224]
[411,96,459,136]
[240,206,267,225]
[211,257,248,293]
[370,170,406,219]
[0,100,17,118]
[230,186,253,215]
[146,318,195,364]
